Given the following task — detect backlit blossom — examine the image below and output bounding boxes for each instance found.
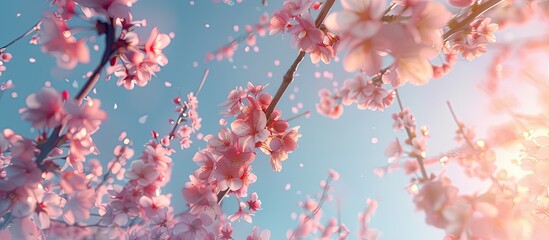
[288,14,324,53]
[20,88,65,129]
[145,27,171,66]
[63,189,96,225]
[64,98,107,134]
[125,160,159,186]
[325,0,385,39]
[40,13,89,69]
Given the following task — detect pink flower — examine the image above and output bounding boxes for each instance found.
[231,109,269,144]
[20,87,65,129]
[34,190,64,229]
[247,192,262,212]
[316,89,343,119]
[283,0,313,17]
[220,87,246,116]
[52,0,76,20]
[172,213,210,239]
[219,223,233,239]
[64,98,107,134]
[142,143,173,170]
[384,138,403,163]
[343,39,382,75]
[192,150,217,182]
[63,189,96,225]
[0,187,36,217]
[471,18,498,44]
[328,169,340,181]
[247,226,271,240]
[60,171,88,194]
[414,177,458,228]
[228,202,252,223]
[40,13,89,69]
[310,42,335,64]
[3,157,41,190]
[214,160,244,191]
[406,2,452,55]
[125,160,159,186]
[74,0,135,21]
[288,14,324,53]
[325,0,385,39]
[67,129,99,171]
[269,127,301,172]
[139,195,170,219]
[145,27,171,66]
[0,52,12,62]
[269,10,290,36]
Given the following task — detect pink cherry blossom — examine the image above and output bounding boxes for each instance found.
[60,171,88,194]
[145,27,171,66]
[269,127,301,171]
[125,160,159,186]
[40,13,89,69]
[325,0,385,39]
[283,0,313,17]
[172,213,210,239]
[214,160,244,191]
[74,0,136,21]
[247,192,262,212]
[20,87,65,129]
[63,189,96,225]
[34,190,64,229]
[316,89,343,119]
[288,14,324,53]
[67,129,99,171]
[269,10,290,36]
[64,98,107,134]
[228,202,252,223]
[247,226,271,240]
[231,109,269,144]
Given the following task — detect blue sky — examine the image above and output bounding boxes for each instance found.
[0,1,512,239]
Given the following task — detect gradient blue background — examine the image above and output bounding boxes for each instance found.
[0,1,507,239]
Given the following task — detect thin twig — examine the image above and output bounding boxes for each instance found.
[35,20,117,167]
[442,0,504,42]
[0,20,41,52]
[265,0,336,121]
[446,101,476,150]
[394,89,429,180]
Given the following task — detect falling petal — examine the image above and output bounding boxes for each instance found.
[138,115,148,124]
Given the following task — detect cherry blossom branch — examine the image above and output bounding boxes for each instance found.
[446,101,476,150]
[265,0,336,121]
[35,20,117,167]
[289,176,333,240]
[216,1,337,204]
[168,69,208,140]
[95,153,124,190]
[443,0,504,42]
[394,89,429,180]
[0,20,41,53]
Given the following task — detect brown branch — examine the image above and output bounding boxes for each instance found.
[443,0,504,42]
[35,20,117,167]
[394,89,429,180]
[265,0,336,121]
